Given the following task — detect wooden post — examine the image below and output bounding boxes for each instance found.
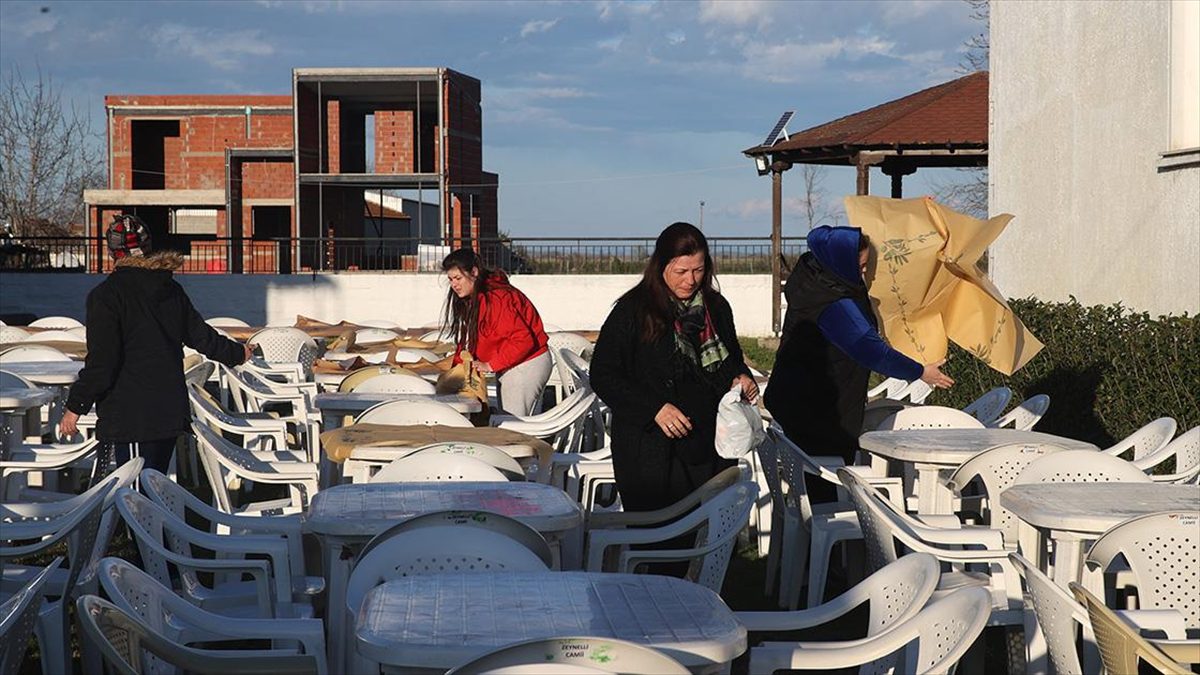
[770,160,791,334]
[890,171,903,199]
[856,161,870,196]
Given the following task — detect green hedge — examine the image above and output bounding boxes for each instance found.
[924,298,1199,446]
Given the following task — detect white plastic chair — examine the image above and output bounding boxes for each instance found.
[1103,417,1178,460]
[355,399,472,426]
[351,372,437,395]
[115,488,311,620]
[222,365,320,458]
[369,453,509,483]
[876,405,985,430]
[206,316,250,328]
[746,586,992,674]
[447,636,689,675]
[546,332,593,401]
[0,345,72,363]
[76,595,320,675]
[246,327,319,376]
[961,386,1013,425]
[0,485,108,675]
[0,326,30,343]
[1129,425,1199,483]
[585,481,758,593]
[0,558,59,675]
[0,369,34,389]
[98,557,327,675]
[902,379,933,404]
[1070,583,1198,675]
[191,421,320,514]
[188,384,295,457]
[0,439,98,501]
[1085,510,1200,631]
[866,376,911,401]
[28,316,82,329]
[944,442,1076,546]
[1016,449,1151,484]
[407,442,525,479]
[20,329,84,343]
[491,388,600,453]
[353,327,400,345]
[989,394,1051,431]
[390,348,440,363]
[738,552,940,674]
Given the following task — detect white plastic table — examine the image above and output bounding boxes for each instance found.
[1000,482,1200,589]
[860,429,1099,513]
[0,388,56,454]
[305,481,584,671]
[356,572,746,674]
[314,391,482,430]
[0,361,83,386]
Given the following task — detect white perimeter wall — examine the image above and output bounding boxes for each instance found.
[989,0,1200,316]
[0,273,777,336]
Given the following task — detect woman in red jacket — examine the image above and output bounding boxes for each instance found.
[441,248,552,415]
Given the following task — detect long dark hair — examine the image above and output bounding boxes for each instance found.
[440,248,496,351]
[621,222,717,343]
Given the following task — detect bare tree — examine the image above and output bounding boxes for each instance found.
[0,66,104,236]
[933,0,989,217]
[799,163,834,229]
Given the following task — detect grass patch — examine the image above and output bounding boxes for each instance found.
[738,336,777,372]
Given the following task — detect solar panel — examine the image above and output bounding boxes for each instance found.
[763,111,794,147]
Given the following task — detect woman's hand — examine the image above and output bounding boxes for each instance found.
[655,403,693,438]
[471,360,494,376]
[733,374,759,404]
[59,410,79,439]
[921,359,955,389]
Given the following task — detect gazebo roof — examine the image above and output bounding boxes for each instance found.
[744,71,988,161]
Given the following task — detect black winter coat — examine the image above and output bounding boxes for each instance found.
[590,291,750,511]
[65,254,246,442]
[764,252,873,462]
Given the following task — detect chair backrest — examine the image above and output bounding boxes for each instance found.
[689,481,758,592]
[891,587,992,674]
[338,364,419,392]
[353,328,400,345]
[190,420,312,512]
[961,386,1013,425]
[0,345,72,363]
[770,427,840,523]
[29,316,83,329]
[76,595,319,675]
[837,552,942,639]
[184,360,215,388]
[1133,426,1200,481]
[559,350,592,389]
[876,405,985,431]
[838,468,901,574]
[370,453,509,483]
[1085,510,1200,628]
[21,329,85,343]
[206,316,250,328]
[361,509,555,568]
[407,442,525,478]
[355,399,472,426]
[390,348,441,364]
[901,379,933,404]
[446,636,690,675]
[0,369,34,388]
[990,394,1051,431]
[1016,449,1150,484]
[945,443,1074,544]
[0,558,60,675]
[351,373,437,395]
[867,376,911,400]
[0,326,30,343]
[1105,417,1178,461]
[1070,583,1192,675]
[247,327,318,371]
[346,522,549,616]
[1009,553,1088,675]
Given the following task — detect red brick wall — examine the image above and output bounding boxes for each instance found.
[374,110,414,173]
[326,99,340,174]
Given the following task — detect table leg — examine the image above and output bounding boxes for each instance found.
[324,536,351,673]
[914,465,953,514]
[1048,533,1085,590]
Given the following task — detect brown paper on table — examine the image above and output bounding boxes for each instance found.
[319,422,552,478]
[844,196,1043,375]
[437,351,490,425]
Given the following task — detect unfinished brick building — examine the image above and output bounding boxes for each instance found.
[84,67,499,273]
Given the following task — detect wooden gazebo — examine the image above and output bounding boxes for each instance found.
[743,71,988,332]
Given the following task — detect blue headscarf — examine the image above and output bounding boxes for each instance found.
[807,226,863,287]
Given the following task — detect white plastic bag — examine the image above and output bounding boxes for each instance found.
[714,383,766,459]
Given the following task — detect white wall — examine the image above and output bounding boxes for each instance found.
[990,0,1200,316]
[0,273,778,336]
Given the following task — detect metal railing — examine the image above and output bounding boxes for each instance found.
[0,235,808,275]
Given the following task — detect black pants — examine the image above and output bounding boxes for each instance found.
[95,437,177,479]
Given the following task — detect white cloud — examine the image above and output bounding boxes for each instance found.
[597,1,656,21]
[520,18,560,38]
[739,35,896,83]
[697,0,774,27]
[151,24,276,71]
[16,12,59,37]
[666,30,685,46]
[596,35,624,52]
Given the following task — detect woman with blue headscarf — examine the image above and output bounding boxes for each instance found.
[764,226,953,466]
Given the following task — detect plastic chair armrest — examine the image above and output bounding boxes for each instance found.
[1120,609,1190,640]
[1150,639,1200,665]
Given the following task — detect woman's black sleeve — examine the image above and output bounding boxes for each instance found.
[589,302,666,429]
[713,295,752,386]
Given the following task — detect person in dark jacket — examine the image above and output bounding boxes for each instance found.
[764,225,953,467]
[590,222,757,516]
[58,216,250,475]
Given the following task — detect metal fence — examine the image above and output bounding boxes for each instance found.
[0,235,808,275]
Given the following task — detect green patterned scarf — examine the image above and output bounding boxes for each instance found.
[673,293,729,372]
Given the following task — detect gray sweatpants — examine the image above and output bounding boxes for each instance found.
[497,350,553,416]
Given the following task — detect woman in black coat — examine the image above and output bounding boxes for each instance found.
[590,222,758,513]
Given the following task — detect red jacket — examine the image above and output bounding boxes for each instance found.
[453,274,549,374]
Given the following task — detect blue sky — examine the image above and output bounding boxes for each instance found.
[0,0,983,237]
